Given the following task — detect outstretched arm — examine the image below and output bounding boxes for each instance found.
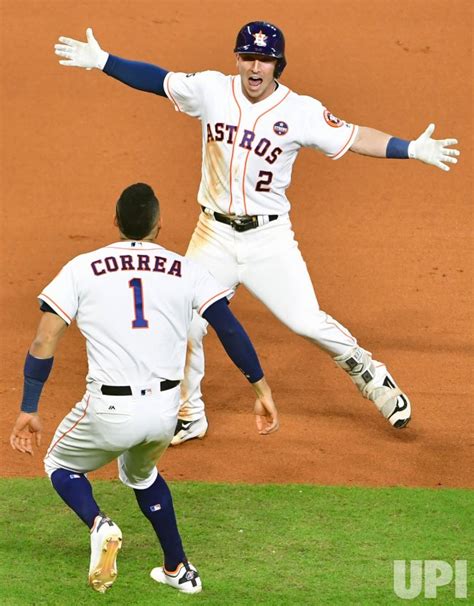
[54,28,169,96]
[10,312,68,455]
[350,124,460,172]
[203,299,279,436]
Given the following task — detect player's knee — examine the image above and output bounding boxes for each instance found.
[44,454,59,478]
[118,460,158,490]
[286,310,326,338]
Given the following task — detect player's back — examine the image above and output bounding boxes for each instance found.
[39,241,207,386]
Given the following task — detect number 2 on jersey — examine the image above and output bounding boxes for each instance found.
[256,170,273,192]
[129,278,149,328]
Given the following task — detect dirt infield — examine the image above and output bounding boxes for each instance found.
[1,1,472,488]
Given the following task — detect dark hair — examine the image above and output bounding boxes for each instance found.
[116,183,159,240]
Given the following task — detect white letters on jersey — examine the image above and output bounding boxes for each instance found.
[164,71,358,216]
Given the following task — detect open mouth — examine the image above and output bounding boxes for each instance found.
[248,76,263,90]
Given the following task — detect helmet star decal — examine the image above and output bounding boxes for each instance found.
[253,30,268,47]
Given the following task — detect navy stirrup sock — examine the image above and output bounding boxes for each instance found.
[134,473,186,570]
[51,468,100,529]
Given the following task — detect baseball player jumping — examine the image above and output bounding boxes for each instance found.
[9,183,279,594]
[53,22,460,443]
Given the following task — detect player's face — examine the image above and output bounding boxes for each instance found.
[236,54,277,103]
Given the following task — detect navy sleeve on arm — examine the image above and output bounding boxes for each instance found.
[103,54,168,96]
[40,300,59,315]
[203,298,264,383]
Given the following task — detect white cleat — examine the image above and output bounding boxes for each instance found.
[170,416,208,446]
[88,514,122,593]
[150,560,202,594]
[334,347,411,428]
[366,368,411,428]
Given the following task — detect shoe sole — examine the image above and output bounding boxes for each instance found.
[392,415,411,429]
[89,535,122,593]
[150,566,202,594]
[170,423,208,446]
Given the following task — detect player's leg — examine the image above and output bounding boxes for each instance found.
[175,213,239,445]
[44,393,125,593]
[44,394,119,526]
[241,216,410,427]
[118,388,202,593]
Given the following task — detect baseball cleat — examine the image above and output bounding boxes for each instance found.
[170,416,208,446]
[150,560,202,594]
[88,514,122,593]
[334,347,411,428]
[366,369,411,428]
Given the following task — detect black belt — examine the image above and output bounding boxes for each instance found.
[101,380,180,396]
[202,207,278,233]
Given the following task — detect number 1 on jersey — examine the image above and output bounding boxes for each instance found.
[129,278,149,328]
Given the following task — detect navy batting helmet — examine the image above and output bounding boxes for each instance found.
[234,21,287,78]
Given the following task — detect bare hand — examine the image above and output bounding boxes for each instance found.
[252,377,279,435]
[409,123,460,171]
[54,27,108,70]
[10,412,42,455]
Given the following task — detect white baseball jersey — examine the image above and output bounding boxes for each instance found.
[164,71,358,216]
[38,241,231,386]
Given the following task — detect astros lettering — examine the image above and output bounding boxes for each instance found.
[206,122,282,165]
[91,254,182,277]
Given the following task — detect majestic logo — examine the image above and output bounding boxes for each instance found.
[253,31,268,47]
[273,121,288,136]
[324,109,344,128]
[185,72,196,78]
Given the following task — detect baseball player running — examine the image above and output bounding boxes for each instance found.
[9,183,279,594]
[54,22,460,443]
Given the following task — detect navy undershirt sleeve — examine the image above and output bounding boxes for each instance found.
[203,298,264,383]
[103,54,168,96]
[40,301,58,315]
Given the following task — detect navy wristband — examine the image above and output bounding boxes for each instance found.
[21,353,54,413]
[386,137,410,159]
[21,377,45,413]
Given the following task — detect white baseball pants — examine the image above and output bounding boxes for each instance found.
[180,212,357,420]
[44,381,180,489]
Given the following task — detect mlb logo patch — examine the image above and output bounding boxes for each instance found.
[150,503,162,512]
[273,121,289,136]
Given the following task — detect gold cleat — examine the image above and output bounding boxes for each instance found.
[88,515,122,593]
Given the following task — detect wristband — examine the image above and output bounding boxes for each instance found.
[20,353,54,413]
[386,137,410,159]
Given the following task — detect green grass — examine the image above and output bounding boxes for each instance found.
[0,479,471,605]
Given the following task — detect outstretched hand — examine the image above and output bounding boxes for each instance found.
[54,27,109,70]
[409,123,460,171]
[252,377,280,435]
[10,412,42,456]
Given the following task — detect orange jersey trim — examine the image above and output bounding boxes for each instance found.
[39,293,72,324]
[46,395,90,458]
[165,73,181,112]
[198,289,231,315]
[328,124,356,159]
[242,89,291,213]
[229,78,243,213]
